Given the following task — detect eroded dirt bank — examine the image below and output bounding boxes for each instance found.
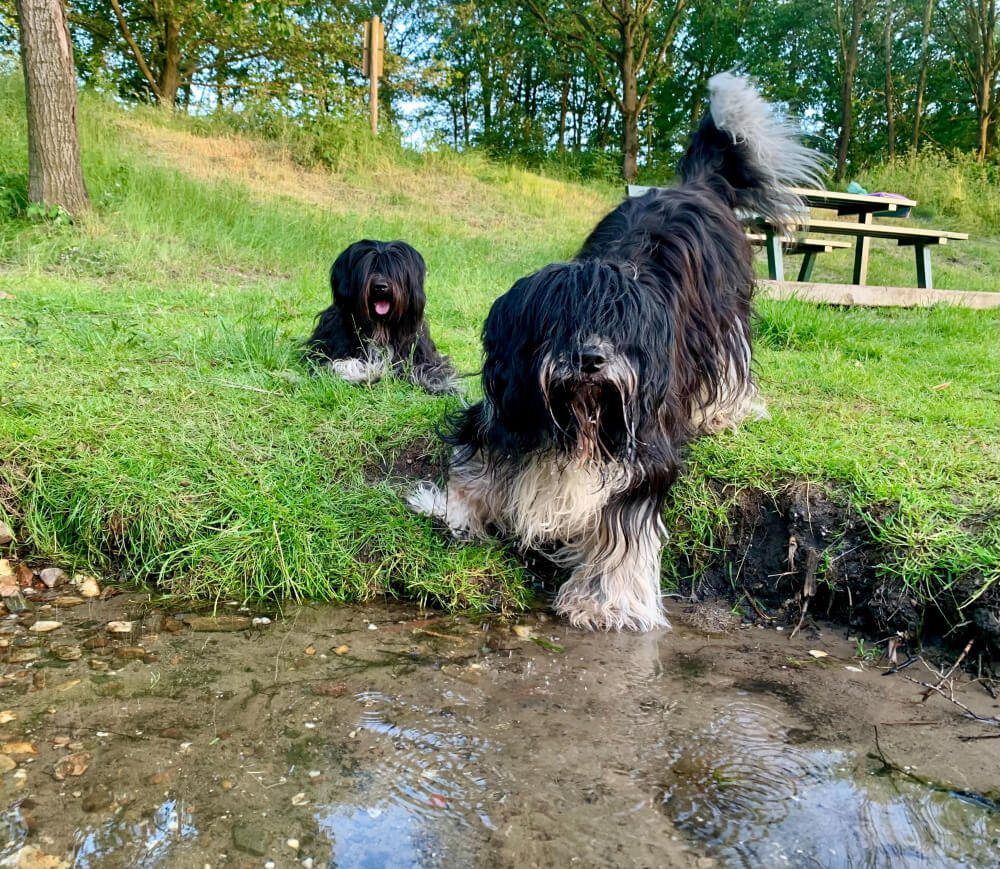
[2,591,999,868]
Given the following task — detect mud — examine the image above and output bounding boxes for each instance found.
[2,591,999,868]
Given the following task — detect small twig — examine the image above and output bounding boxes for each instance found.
[879,720,938,726]
[921,638,974,703]
[208,379,279,395]
[882,654,920,675]
[902,675,1000,727]
[743,593,775,622]
[788,597,810,640]
[957,733,1000,741]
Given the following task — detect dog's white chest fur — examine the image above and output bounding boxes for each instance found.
[505,456,626,545]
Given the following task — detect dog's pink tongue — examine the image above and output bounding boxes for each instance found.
[375,301,391,316]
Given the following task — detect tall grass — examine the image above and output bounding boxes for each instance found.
[859,148,999,235]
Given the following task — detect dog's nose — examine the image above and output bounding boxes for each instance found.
[580,348,606,373]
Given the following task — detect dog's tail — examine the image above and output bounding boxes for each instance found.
[678,73,826,234]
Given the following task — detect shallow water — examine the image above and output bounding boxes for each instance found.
[2,598,998,867]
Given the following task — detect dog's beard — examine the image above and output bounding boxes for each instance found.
[541,349,638,465]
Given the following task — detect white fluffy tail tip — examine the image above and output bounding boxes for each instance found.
[706,72,826,189]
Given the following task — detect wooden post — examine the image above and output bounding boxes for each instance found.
[764,226,784,281]
[364,16,384,135]
[852,212,872,285]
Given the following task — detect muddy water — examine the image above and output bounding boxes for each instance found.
[2,595,999,868]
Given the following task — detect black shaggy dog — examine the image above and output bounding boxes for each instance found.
[306,240,458,394]
[408,74,823,631]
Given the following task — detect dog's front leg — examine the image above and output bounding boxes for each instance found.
[409,362,460,396]
[553,501,669,632]
[407,451,496,540]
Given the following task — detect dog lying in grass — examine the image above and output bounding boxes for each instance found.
[306,239,458,394]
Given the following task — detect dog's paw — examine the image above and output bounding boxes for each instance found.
[328,357,386,384]
[555,595,670,633]
[407,482,447,519]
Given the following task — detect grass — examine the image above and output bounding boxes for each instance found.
[1,74,998,624]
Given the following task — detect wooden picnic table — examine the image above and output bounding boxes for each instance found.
[627,184,969,291]
[787,187,919,285]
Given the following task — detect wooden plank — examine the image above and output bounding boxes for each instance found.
[746,233,851,252]
[758,281,1000,309]
[752,218,968,243]
[629,184,918,213]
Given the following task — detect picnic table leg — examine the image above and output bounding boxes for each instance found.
[852,213,872,285]
[915,243,933,289]
[765,227,784,281]
[797,251,818,282]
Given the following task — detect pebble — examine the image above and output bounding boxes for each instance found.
[184,615,252,632]
[52,597,85,608]
[291,792,308,806]
[512,625,532,639]
[4,591,31,614]
[368,623,378,631]
[0,522,13,545]
[251,617,271,626]
[0,755,16,773]
[0,710,14,724]
[286,838,300,850]
[114,646,147,660]
[7,648,40,663]
[106,621,132,634]
[39,568,67,589]
[304,646,316,655]
[28,620,62,633]
[301,860,314,869]
[53,751,91,780]
[50,644,82,662]
[334,645,349,655]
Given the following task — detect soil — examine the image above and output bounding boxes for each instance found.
[2,589,999,868]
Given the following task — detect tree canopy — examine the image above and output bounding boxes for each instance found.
[2,0,996,179]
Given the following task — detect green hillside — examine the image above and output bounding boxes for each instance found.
[1,76,997,636]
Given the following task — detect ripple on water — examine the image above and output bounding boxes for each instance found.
[313,690,498,868]
[658,701,1000,868]
[71,798,197,868]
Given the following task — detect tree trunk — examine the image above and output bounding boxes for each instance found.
[158,12,181,106]
[912,0,935,150]
[834,0,865,181]
[558,74,569,149]
[884,0,895,160]
[14,0,90,215]
[620,21,639,181]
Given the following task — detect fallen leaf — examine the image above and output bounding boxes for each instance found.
[55,679,82,691]
[334,645,349,655]
[52,597,85,608]
[0,710,15,724]
[310,680,348,698]
[530,636,565,653]
[7,845,69,869]
[291,792,309,806]
[76,575,100,598]
[808,650,829,659]
[304,646,316,656]
[1,742,38,755]
[845,665,864,672]
[53,751,91,780]
[931,381,951,390]
[512,625,533,639]
[429,793,448,809]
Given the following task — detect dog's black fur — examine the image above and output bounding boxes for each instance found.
[306,240,458,394]
[409,74,823,631]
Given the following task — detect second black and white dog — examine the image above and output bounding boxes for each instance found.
[409,74,823,631]
[307,240,458,394]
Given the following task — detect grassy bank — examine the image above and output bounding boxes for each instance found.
[1,76,997,632]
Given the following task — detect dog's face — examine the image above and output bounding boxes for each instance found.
[479,260,673,462]
[330,240,426,341]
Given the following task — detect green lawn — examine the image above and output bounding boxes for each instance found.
[1,77,997,627]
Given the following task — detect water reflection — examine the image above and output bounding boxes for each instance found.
[72,799,197,868]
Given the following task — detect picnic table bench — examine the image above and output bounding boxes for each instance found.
[626,184,969,291]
